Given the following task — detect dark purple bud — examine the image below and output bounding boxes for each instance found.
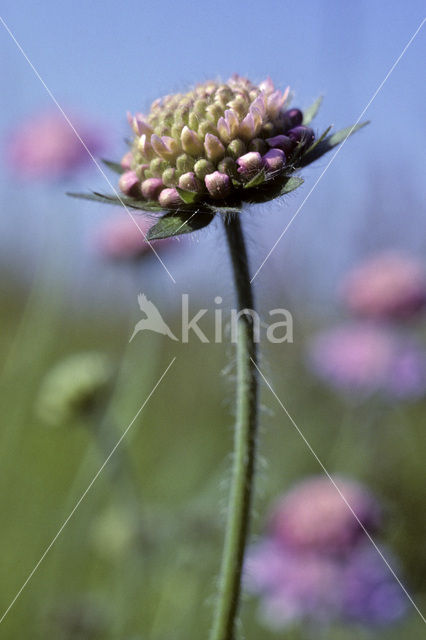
[119,171,140,197]
[265,134,295,155]
[263,149,286,173]
[283,108,303,128]
[288,126,315,148]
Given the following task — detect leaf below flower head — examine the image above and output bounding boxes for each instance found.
[279,175,304,195]
[66,191,163,212]
[101,159,125,174]
[303,95,323,125]
[147,210,214,240]
[299,121,369,167]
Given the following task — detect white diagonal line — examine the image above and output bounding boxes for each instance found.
[251,18,425,283]
[0,357,176,625]
[0,15,176,284]
[252,358,426,624]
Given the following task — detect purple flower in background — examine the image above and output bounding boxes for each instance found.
[342,545,407,625]
[6,110,105,179]
[246,541,342,628]
[246,477,407,631]
[308,323,426,400]
[94,215,176,262]
[341,251,426,321]
[270,476,381,556]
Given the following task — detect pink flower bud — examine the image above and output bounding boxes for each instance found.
[205,171,231,199]
[263,148,285,173]
[158,187,182,208]
[236,151,264,177]
[118,171,140,197]
[204,133,226,162]
[120,151,133,170]
[141,177,164,200]
[178,172,202,193]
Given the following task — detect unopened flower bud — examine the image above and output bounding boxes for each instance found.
[178,172,202,193]
[176,153,195,173]
[204,133,226,162]
[162,167,178,187]
[248,138,268,154]
[266,134,295,155]
[158,187,182,208]
[120,152,133,170]
[236,152,264,177]
[181,126,204,156]
[194,159,215,180]
[141,177,164,200]
[151,135,180,160]
[205,171,231,199]
[119,171,140,197]
[227,139,246,159]
[288,126,315,148]
[283,108,303,128]
[263,149,286,173]
[217,157,238,179]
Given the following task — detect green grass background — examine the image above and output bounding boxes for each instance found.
[0,269,425,640]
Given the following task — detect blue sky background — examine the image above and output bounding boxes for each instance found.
[0,0,425,309]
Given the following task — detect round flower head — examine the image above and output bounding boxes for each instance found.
[36,352,114,427]
[270,476,381,556]
[7,110,104,179]
[94,214,176,262]
[341,251,426,321]
[71,75,367,240]
[308,323,426,400]
[246,540,407,630]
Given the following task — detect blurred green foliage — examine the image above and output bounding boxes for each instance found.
[0,277,424,639]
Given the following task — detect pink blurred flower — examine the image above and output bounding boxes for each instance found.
[308,323,426,399]
[94,214,176,262]
[341,251,426,321]
[269,476,381,556]
[6,110,105,179]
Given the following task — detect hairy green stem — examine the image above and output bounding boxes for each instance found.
[210,214,258,640]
